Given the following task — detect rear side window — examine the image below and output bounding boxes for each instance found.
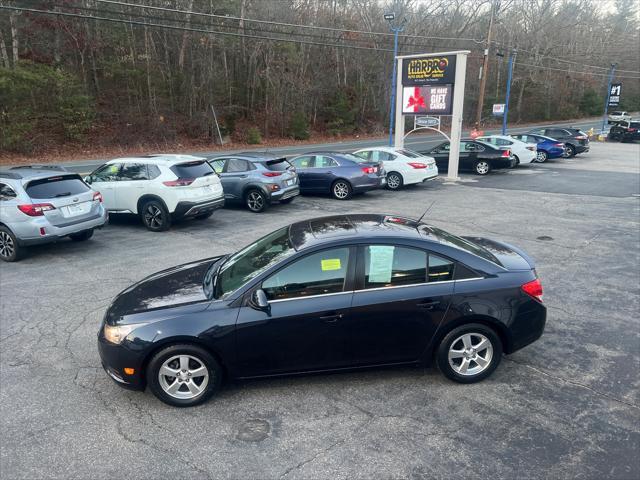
[262,158,292,171]
[148,164,161,179]
[315,156,339,168]
[225,159,251,173]
[364,246,426,288]
[170,161,214,178]
[25,175,90,199]
[0,183,17,199]
[428,254,454,282]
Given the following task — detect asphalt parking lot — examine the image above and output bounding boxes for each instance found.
[1,141,639,479]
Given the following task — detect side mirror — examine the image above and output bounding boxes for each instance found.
[251,289,270,313]
[84,175,92,184]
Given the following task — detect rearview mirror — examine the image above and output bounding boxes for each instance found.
[251,289,270,312]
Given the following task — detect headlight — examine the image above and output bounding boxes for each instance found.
[103,323,148,344]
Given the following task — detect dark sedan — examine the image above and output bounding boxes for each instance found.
[98,214,546,407]
[526,126,590,157]
[421,140,516,175]
[288,152,386,199]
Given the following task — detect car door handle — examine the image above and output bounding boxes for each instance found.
[416,300,440,310]
[319,312,343,323]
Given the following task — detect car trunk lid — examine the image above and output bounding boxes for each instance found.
[462,236,535,271]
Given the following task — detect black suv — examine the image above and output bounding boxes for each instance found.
[608,120,640,142]
[526,127,590,157]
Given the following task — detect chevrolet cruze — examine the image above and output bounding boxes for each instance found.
[98,214,546,407]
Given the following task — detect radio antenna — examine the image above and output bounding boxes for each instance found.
[417,201,436,224]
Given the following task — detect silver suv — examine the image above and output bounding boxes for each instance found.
[0,166,108,262]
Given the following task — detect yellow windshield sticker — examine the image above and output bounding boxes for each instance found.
[321,258,341,271]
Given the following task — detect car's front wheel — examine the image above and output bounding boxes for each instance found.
[385,172,404,190]
[436,323,502,383]
[0,226,23,262]
[147,344,222,407]
[141,200,171,231]
[245,189,268,212]
[69,229,94,241]
[535,150,548,163]
[474,160,491,175]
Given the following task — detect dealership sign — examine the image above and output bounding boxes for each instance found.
[608,83,621,107]
[492,103,505,115]
[402,55,456,85]
[415,116,440,127]
[402,85,453,115]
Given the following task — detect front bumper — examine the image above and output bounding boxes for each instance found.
[16,207,108,246]
[98,333,146,391]
[173,197,225,219]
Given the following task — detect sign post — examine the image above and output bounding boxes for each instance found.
[394,50,469,181]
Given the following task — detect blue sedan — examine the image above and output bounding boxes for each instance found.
[289,151,386,199]
[510,134,566,163]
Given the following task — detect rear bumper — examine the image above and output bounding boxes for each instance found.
[492,158,517,169]
[15,208,108,246]
[507,301,547,353]
[353,175,386,192]
[173,197,225,219]
[404,167,439,184]
[575,144,589,153]
[270,186,300,201]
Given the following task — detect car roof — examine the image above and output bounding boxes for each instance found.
[0,166,74,182]
[106,154,206,166]
[288,214,445,251]
[354,146,397,153]
[210,152,286,162]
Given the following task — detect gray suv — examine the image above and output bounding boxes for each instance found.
[208,153,300,212]
[0,166,108,261]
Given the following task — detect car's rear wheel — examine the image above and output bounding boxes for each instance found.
[436,323,503,384]
[141,200,171,231]
[331,180,352,200]
[69,229,94,241]
[245,189,268,212]
[535,150,548,163]
[512,155,520,167]
[385,172,403,190]
[0,226,23,262]
[147,344,222,407]
[565,144,576,157]
[474,160,491,175]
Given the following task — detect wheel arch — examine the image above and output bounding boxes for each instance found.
[136,194,170,215]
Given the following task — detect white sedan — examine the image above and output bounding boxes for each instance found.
[352,147,438,190]
[476,135,537,165]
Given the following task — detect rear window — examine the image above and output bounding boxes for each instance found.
[262,158,292,171]
[169,161,214,179]
[424,225,502,266]
[611,111,623,115]
[25,175,90,199]
[397,149,422,158]
[630,122,640,128]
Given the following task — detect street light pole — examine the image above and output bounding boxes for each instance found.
[386,13,405,147]
[502,49,516,135]
[601,63,617,133]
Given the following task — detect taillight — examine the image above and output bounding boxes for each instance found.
[262,172,283,177]
[501,150,511,157]
[408,162,427,169]
[521,278,543,302]
[555,143,565,147]
[575,135,587,140]
[93,191,103,203]
[361,166,377,174]
[628,128,637,132]
[17,203,55,217]
[163,178,195,187]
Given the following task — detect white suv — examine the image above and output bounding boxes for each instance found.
[85,155,224,231]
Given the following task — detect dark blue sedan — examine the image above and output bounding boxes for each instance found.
[510,134,567,163]
[289,151,386,199]
[98,214,546,407]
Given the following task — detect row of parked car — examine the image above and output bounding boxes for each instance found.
[0,127,589,262]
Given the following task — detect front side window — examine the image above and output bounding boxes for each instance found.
[119,163,149,181]
[209,159,226,173]
[92,163,121,182]
[216,227,295,298]
[291,156,313,169]
[262,247,350,300]
[364,245,426,288]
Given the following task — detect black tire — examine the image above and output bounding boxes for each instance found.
[535,150,548,163]
[147,343,223,407]
[0,226,23,262]
[195,211,214,220]
[512,155,520,167]
[69,229,94,241]
[474,160,491,175]
[331,179,353,200]
[565,144,576,157]
[385,172,404,190]
[279,197,295,204]
[245,189,268,212]
[436,323,503,384]
[140,199,171,231]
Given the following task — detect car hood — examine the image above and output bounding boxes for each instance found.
[105,255,224,324]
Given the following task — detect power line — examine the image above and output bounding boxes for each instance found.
[94,0,485,44]
[514,60,640,79]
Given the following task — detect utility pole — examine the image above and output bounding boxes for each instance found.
[385,11,406,147]
[502,48,516,135]
[475,0,496,129]
[601,63,617,133]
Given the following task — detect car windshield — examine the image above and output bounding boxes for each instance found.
[424,225,502,266]
[214,227,295,299]
[397,149,422,158]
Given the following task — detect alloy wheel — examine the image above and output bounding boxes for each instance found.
[158,354,209,400]
[475,161,490,175]
[333,182,349,199]
[247,191,265,212]
[536,151,547,162]
[448,333,493,376]
[144,204,164,229]
[0,231,14,259]
[387,173,402,190]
